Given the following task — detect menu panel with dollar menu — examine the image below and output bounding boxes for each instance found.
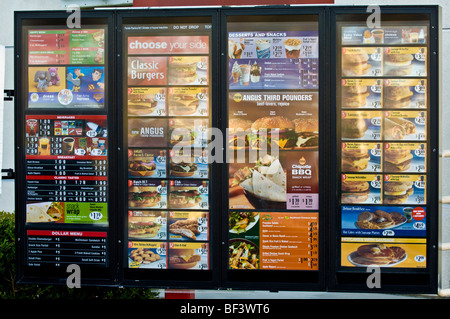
[226,14,320,279]
[16,13,114,281]
[336,19,431,270]
[121,16,214,276]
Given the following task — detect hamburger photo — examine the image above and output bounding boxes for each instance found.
[128,186,162,208]
[383,85,413,108]
[170,161,198,177]
[383,181,414,204]
[228,118,252,149]
[341,146,371,172]
[169,186,202,209]
[168,60,198,84]
[128,94,158,116]
[341,85,370,108]
[384,53,414,76]
[169,248,201,269]
[170,120,198,146]
[342,52,371,76]
[249,116,297,149]
[341,179,371,203]
[128,157,157,177]
[169,93,199,116]
[384,148,413,172]
[293,118,319,148]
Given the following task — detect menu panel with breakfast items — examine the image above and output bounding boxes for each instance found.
[225,13,321,286]
[15,13,115,283]
[120,14,215,281]
[335,15,435,274]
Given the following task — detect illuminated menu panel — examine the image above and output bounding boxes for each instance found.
[123,22,213,270]
[226,18,320,271]
[27,28,106,109]
[25,115,108,225]
[337,23,430,269]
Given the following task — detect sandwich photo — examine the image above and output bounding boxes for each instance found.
[383,85,413,108]
[169,120,198,146]
[128,157,157,177]
[342,85,370,108]
[293,118,319,148]
[384,53,413,76]
[128,94,158,116]
[169,160,198,177]
[168,93,199,116]
[128,218,162,238]
[341,179,370,204]
[342,52,371,76]
[169,248,201,269]
[249,116,298,149]
[341,146,370,172]
[128,186,162,208]
[341,117,368,139]
[168,60,198,85]
[383,181,414,204]
[228,118,252,149]
[168,186,202,209]
[384,148,413,172]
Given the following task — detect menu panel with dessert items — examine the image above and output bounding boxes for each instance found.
[122,19,213,274]
[336,20,432,270]
[226,16,321,274]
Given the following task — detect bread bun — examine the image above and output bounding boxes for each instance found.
[251,116,294,131]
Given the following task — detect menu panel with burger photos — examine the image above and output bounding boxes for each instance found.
[124,23,212,270]
[337,23,429,269]
[227,21,319,271]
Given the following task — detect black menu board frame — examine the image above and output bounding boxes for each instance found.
[15,10,118,285]
[13,6,439,294]
[328,6,439,293]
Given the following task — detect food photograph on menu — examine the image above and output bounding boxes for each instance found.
[25,114,109,225]
[228,30,318,90]
[337,21,430,270]
[228,212,318,270]
[123,22,212,272]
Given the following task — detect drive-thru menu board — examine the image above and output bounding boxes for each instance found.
[227,19,319,270]
[337,23,429,268]
[123,22,212,270]
[21,25,110,270]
